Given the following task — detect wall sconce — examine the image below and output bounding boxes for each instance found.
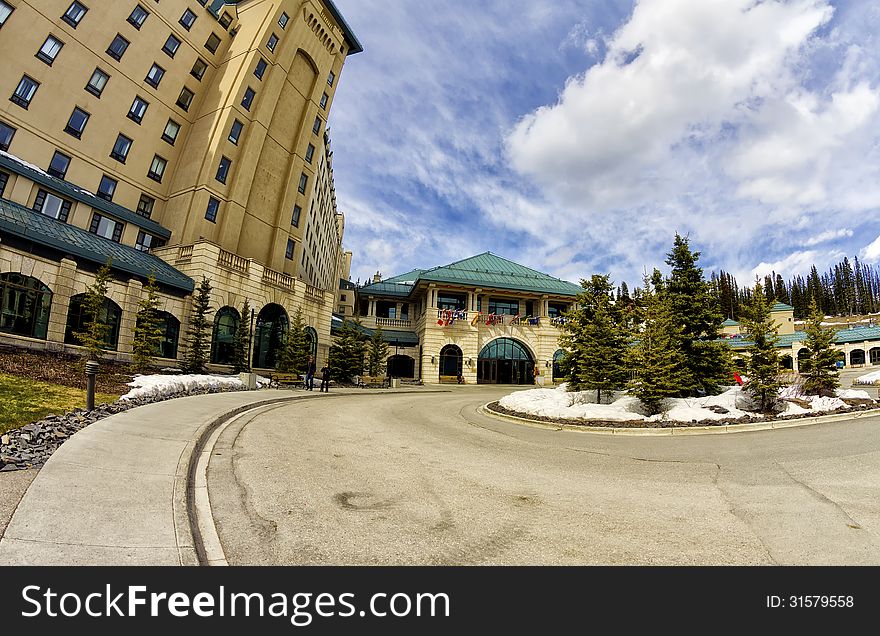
[467,358,473,366]
[431,356,435,364]
[546,360,551,368]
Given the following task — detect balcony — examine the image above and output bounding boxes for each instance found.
[262,267,294,290]
[305,284,325,304]
[218,248,250,274]
[377,317,412,329]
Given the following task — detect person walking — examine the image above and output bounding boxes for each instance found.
[320,364,331,392]
[306,356,317,391]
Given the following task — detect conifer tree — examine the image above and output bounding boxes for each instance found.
[74,260,114,363]
[367,325,390,376]
[231,300,251,374]
[277,309,310,375]
[329,319,368,383]
[800,298,840,395]
[131,273,163,373]
[740,282,782,412]
[181,277,213,374]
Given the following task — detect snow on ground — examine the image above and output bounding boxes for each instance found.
[120,374,255,401]
[856,370,880,385]
[837,388,872,399]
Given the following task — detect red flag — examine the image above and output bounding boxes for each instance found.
[733,372,743,386]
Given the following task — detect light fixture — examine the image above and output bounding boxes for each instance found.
[546,360,551,368]
[431,356,435,364]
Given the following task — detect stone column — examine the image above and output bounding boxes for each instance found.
[46,258,78,349]
[368,298,376,317]
[395,302,403,320]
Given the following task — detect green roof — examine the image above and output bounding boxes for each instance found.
[0,198,194,293]
[771,302,795,312]
[726,326,880,350]
[383,269,426,284]
[722,319,740,327]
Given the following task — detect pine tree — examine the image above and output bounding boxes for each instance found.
[181,277,213,374]
[329,319,368,383]
[231,300,251,374]
[740,282,782,412]
[801,299,840,395]
[277,309,310,374]
[367,324,390,376]
[131,273,163,373]
[73,260,114,362]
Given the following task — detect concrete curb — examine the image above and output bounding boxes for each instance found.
[478,404,880,436]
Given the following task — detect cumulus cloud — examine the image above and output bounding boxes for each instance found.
[862,235,880,263]
[804,228,854,246]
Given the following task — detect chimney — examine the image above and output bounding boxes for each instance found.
[373,271,382,284]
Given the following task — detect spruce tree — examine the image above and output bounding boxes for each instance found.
[367,325,390,376]
[277,309,310,375]
[73,260,114,363]
[131,273,163,373]
[740,282,782,412]
[801,298,840,395]
[181,277,213,374]
[231,300,252,374]
[329,319,368,383]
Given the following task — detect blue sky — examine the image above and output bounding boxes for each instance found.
[328,0,880,289]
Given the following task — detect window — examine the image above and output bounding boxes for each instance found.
[312,116,321,135]
[48,151,71,179]
[33,189,72,221]
[205,33,221,54]
[266,33,278,52]
[147,155,167,182]
[228,119,243,144]
[136,194,154,218]
[305,143,315,164]
[285,239,294,260]
[320,92,328,109]
[128,96,149,123]
[176,87,194,111]
[278,12,289,29]
[291,205,301,227]
[64,294,121,350]
[0,171,8,197]
[64,107,90,138]
[298,173,308,194]
[85,68,109,97]
[179,9,196,30]
[0,274,53,340]
[328,71,335,86]
[190,58,208,80]
[0,1,15,28]
[145,63,165,88]
[89,213,123,241]
[106,34,129,61]
[11,75,39,109]
[0,121,16,151]
[162,34,181,58]
[254,57,267,79]
[205,197,219,222]
[61,1,87,27]
[215,156,231,183]
[96,175,117,202]
[36,35,64,65]
[241,87,255,110]
[127,4,148,29]
[218,12,231,29]
[110,133,131,162]
[135,230,161,252]
[162,119,181,145]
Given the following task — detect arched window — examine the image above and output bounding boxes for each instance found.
[850,349,866,366]
[479,338,533,361]
[64,294,122,351]
[252,303,288,369]
[871,348,880,366]
[552,349,566,381]
[305,326,318,358]
[136,310,180,360]
[388,355,415,379]
[211,306,241,365]
[478,338,534,385]
[0,273,52,339]
[439,344,462,378]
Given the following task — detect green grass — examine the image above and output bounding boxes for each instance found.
[0,373,120,435]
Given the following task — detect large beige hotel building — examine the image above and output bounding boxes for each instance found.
[0,0,360,368]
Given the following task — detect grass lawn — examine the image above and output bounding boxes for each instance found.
[0,373,120,435]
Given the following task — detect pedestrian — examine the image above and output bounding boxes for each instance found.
[320,364,331,392]
[306,356,316,391]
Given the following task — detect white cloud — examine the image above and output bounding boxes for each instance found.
[862,234,880,263]
[804,228,854,246]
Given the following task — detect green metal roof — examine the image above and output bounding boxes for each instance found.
[383,269,425,284]
[771,302,795,312]
[722,319,740,327]
[726,326,880,350]
[359,281,414,298]
[0,198,194,293]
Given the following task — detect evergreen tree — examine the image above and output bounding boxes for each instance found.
[277,309,310,374]
[740,282,782,412]
[800,299,840,395]
[329,319,368,383]
[367,325,390,376]
[181,277,213,374]
[131,273,163,373]
[231,300,251,374]
[73,260,114,362]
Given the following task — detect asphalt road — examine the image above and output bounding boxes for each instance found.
[208,387,880,565]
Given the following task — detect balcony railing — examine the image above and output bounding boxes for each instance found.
[377,317,412,329]
[305,285,325,304]
[218,248,250,274]
[176,245,193,262]
[262,268,294,290]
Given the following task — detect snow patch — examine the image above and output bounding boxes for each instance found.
[856,370,880,385]
[120,374,253,401]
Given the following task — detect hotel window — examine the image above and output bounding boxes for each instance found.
[285,239,294,260]
[64,107,89,139]
[96,175,117,202]
[135,230,160,252]
[136,194,154,219]
[312,116,321,135]
[48,151,71,179]
[254,57,267,79]
[291,205,301,227]
[162,34,181,58]
[0,1,14,27]
[298,173,308,194]
[36,35,64,65]
[61,2,87,28]
[127,4,148,29]
[145,63,165,88]
[218,12,231,29]
[305,144,315,164]
[33,190,72,221]
[328,71,335,87]
[110,133,132,162]
[190,58,208,81]
[127,96,149,124]
[106,34,129,61]
[0,171,7,198]
[320,92,328,109]
[179,9,196,30]
[266,33,278,52]
[176,87,194,111]
[205,196,219,222]
[228,119,243,145]
[278,12,289,29]
[10,75,39,109]
[205,32,221,54]
[215,156,231,184]
[147,155,167,182]
[0,121,15,151]
[89,213,123,242]
[85,68,109,97]
[241,87,255,110]
[162,119,180,145]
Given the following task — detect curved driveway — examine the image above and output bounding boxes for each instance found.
[208,387,880,565]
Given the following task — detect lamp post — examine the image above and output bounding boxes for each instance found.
[85,359,99,411]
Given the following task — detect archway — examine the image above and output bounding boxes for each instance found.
[871,348,880,366]
[478,338,534,385]
[211,306,241,365]
[252,304,288,369]
[439,344,462,380]
[797,348,810,371]
[136,310,180,359]
[0,273,52,339]
[305,326,318,359]
[388,354,415,379]
[552,349,565,381]
[850,349,866,366]
[779,354,793,370]
[64,294,122,351]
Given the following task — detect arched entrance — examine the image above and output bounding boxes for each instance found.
[552,349,565,382]
[871,348,880,366]
[252,304,288,369]
[478,338,534,385]
[797,348,810,371]
[0,273,52,339]
[388,354,415,379]
[850,349,866,366]
[305,326,318,359]
[211,306,240,365]
[439,344,462,380]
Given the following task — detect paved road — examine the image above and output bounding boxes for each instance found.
[208,387,880,565]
